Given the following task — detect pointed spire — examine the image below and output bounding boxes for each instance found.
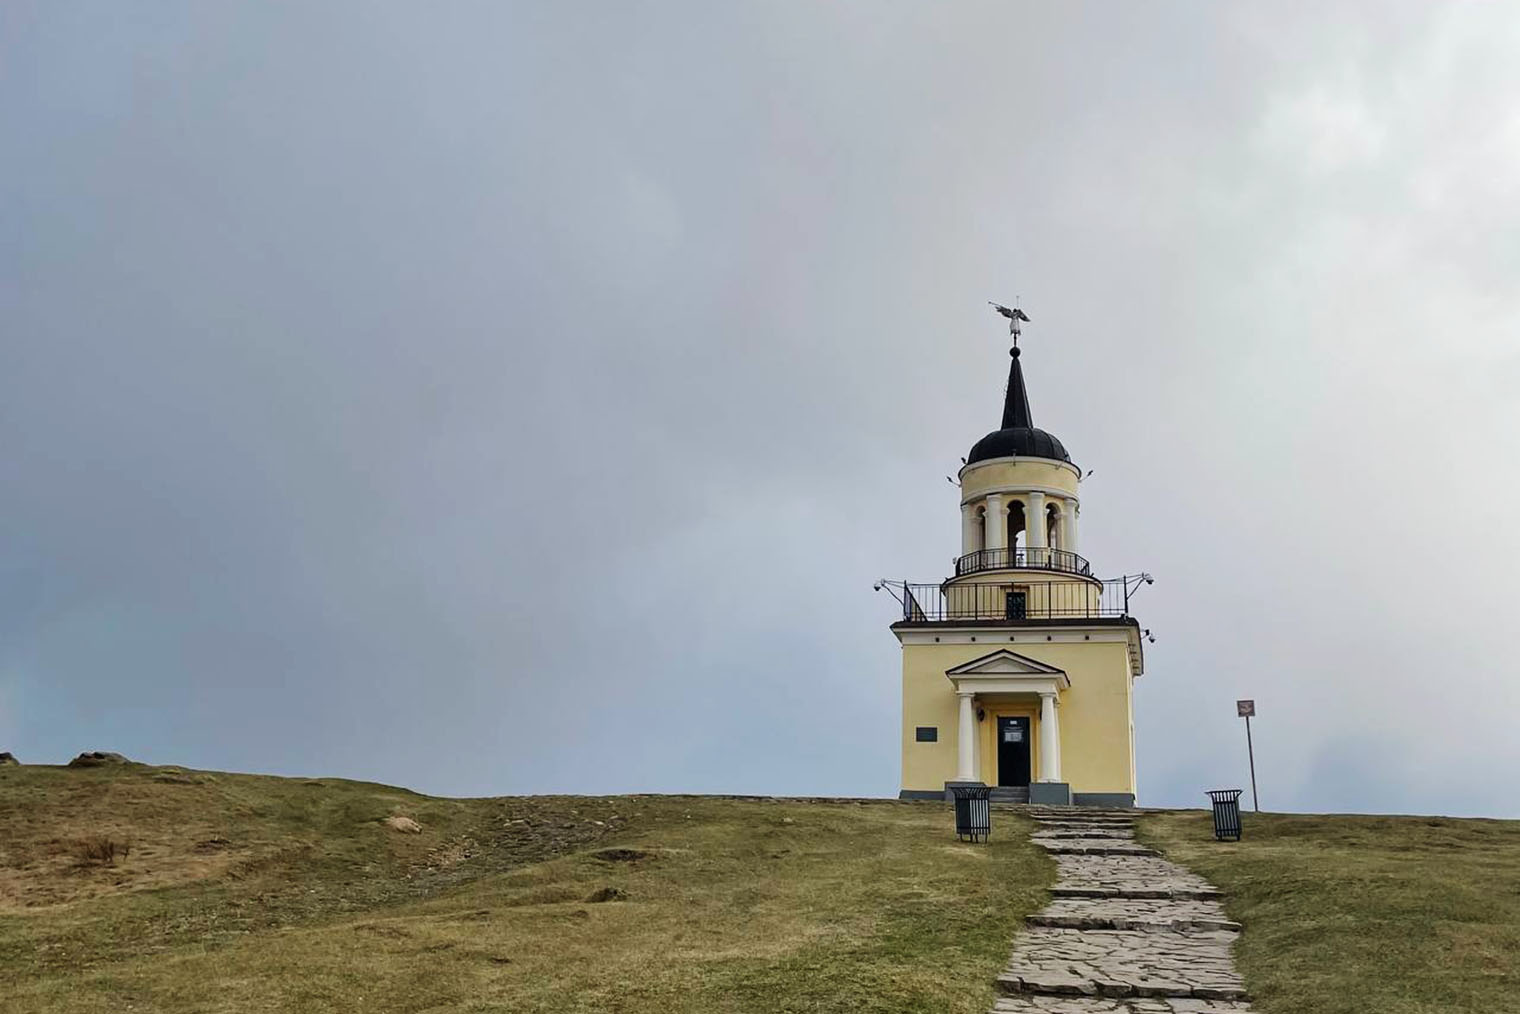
[1001,347,1033,430]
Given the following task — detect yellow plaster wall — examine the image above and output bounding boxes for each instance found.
[899,639,1135,797]
[959,459,1079,500]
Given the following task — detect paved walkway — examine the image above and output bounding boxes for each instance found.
[991,807,1254,1014]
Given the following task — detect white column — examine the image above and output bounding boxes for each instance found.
[970,707,981,782]
[961,503,978,556]
[1064,499,1079,557]
[1038,691,1061,783]
[985,493,1006,551]
[956,690,977,782]
[1026,491,1046,565]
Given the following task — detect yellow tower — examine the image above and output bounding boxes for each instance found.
[888,309,1148,807]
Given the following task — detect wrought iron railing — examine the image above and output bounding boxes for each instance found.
[896,578,1132,623]
[953,546,1091,577]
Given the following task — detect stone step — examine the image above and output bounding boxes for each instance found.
[1038,841,1159,857]
[1027,827,1136,839]
[1051,886,1223,902]
[1050,855,1219,897]
[1028,896,1240,933]
[992,996,1255,1013]
[998,927,1248,1001]
[1023,806,1135,816]
[1031,818,1137,828]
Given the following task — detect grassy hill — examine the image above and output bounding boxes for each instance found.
[1141,809,1520,1014]
[0,762,1050,1013]
[8,763,1520,1014]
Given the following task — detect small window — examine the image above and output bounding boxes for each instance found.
[1006,589,1027,620]
[915,726,938,743]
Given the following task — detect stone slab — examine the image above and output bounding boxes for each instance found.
[992,996,1254,1013]
[1029,782,1073,806]
[1035,826,1138,837]
[1028,896,1239,933]
[1038,840,1158,857]
[1051,887,1222,902]
[1071,793,1137,809]
[1033,828,1135,840]
[1050,855,1220,898]
[1000,927,1246,1000]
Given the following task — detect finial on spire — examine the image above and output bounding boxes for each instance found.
[988,302,1035,429]
[988,302,1031,352]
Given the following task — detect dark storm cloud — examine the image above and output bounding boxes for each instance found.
[4,2,1518,813]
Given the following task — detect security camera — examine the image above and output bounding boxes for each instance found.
[1143,574,1154,585]
[872,581,883,592]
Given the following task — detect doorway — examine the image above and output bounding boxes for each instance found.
[996,716,1032,787]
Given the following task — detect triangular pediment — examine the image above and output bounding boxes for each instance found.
[944,649,1066,678]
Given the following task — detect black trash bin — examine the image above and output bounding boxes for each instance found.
[1207,788,1244,841]
[950,785,991,843]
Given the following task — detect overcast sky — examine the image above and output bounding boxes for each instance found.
[6,3,1520,815]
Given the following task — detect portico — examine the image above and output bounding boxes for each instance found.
[946,650,1069,798]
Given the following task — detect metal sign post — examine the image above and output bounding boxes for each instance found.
[1236,700,1259,812]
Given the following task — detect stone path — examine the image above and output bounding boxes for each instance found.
[991,807,1254,1014]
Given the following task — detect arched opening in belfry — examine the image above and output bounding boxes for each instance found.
[974,505,987,552]
[1007,500,1026,557]
[1046,503,1062,552]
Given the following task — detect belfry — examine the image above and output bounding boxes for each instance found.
[888,308,1148,807]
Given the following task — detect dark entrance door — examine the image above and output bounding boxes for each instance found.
[996,717,1032,787]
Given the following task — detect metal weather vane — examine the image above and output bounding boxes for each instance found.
[988,302,1031,347]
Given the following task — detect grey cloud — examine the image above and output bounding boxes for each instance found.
[4,2,1518,812]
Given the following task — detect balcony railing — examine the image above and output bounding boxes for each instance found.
[896,578,1132,624]
[954,546,1092,578]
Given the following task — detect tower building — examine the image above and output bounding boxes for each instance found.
[888,310,1148,807]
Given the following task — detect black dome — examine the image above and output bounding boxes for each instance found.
[967,426,1071,464]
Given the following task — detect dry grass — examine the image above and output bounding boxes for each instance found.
[1139,809,1520,1014]
[0,765,1051,1013]
[72,837,130,867]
